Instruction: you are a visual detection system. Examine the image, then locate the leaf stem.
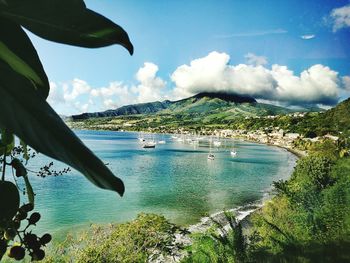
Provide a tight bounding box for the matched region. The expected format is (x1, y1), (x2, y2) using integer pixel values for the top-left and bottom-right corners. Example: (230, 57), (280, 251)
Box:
(1, 148), (6, 181)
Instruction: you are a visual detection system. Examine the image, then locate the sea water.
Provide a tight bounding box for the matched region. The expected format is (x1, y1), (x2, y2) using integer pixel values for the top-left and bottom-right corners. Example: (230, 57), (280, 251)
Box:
(19, 130), (296, 238)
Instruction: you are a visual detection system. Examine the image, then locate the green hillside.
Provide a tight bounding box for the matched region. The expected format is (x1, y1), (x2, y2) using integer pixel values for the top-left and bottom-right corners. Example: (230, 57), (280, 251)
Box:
(289, 97), (350, 136)
(71, 92), (292, 122)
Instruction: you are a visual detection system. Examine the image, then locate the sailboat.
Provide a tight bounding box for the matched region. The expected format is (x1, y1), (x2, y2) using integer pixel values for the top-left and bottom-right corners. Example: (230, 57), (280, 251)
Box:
(230, 150), (237, 157)
(230, 141), (237, 157)
(213, 134), (221, 147)
(142, 133), (156, 148)
(142, 141), (156, 148)
(158, 134), (166, 144)
(207, 139), (215, 160)
(208, 153), (215, 160)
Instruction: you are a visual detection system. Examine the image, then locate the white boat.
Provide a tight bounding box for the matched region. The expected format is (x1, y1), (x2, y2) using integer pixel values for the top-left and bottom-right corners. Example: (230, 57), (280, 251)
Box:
(142, 141), (156, 148)
(207, 153), (215, 160)
(158, 140), (166, 144)
(213, 140), (221, 147)
(208, 138), (215, 160)
(230, 141), (237, 156)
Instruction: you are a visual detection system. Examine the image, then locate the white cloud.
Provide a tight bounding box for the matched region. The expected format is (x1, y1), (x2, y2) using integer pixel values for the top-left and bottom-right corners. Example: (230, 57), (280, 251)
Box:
(171, 51), (345, 106)
(47, 81), (65, 105)
(329, 4), (350, 32)
(48, 52), (350, 115)
(300, 34), (315, 40)
(343, 76), (350, 91)
(90, 62), (166, 107)
(48, 63), (167, 115)
(73, 101), (89, 113)
(63, 78), (91, 101)
(271, 64), (339, 105)
(48, 79), (93, 114)
(245, 53), (268, 66)
(133, 62), (166, 103)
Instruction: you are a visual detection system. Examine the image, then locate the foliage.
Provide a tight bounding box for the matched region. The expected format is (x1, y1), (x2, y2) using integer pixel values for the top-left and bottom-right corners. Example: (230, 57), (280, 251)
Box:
(0, 2), (132, 260)
(182, 142), (350, 262)
(0, 0), (133, 196)
(0, 145), (72, 261)
(183, 212), (247, 263)
(43, 213), (181, 263)
(69, 97), (350, 147)
(249, 154), (350, 261)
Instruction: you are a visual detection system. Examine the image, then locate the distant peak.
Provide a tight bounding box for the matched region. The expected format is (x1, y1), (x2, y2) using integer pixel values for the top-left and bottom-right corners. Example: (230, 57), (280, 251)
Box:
(192, 92), (256, 103)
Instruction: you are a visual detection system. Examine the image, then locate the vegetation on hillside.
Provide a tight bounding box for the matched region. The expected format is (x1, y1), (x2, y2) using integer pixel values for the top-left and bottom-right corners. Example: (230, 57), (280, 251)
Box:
(183, 141), (350, 262)
(68, 97), (350, 144)
(42, 214), (183, 263)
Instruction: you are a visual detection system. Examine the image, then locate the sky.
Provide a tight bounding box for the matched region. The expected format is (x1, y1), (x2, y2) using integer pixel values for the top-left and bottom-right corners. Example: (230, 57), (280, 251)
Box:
(27, 0), (350, 115)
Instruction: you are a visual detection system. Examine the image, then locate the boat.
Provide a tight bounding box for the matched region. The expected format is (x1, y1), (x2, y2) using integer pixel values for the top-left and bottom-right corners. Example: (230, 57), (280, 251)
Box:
(208, 138), (215, 160)
(158, 140), (166, 144)
(230, 141), (237, 156)
(142, 141), (156, 148)
(213, 134), (222, 147)
(213, 140), (221, 147)
(207, 153), (215, 160)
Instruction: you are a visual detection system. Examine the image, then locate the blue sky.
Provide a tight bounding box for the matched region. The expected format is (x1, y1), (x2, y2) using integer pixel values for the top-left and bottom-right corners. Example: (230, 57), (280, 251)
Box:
(28, 0), (350, 115)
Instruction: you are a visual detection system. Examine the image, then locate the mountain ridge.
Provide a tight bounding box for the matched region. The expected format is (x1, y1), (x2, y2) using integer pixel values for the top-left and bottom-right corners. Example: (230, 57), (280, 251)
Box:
(71, 92), (289, 120)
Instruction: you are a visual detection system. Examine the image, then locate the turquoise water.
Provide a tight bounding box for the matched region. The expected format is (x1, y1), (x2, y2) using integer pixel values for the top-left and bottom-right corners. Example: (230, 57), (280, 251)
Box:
(19, 130), (296, 238)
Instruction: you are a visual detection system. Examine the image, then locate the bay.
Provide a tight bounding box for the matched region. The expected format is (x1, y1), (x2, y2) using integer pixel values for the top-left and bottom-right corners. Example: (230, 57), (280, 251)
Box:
(20, 130), (296, 238)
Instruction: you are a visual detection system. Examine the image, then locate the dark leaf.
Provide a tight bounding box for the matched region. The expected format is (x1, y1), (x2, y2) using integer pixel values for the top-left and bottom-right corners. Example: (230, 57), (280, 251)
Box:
(20, 140), (30, 161)
(0, 17), (49, 98)
(0, 62), (125, 196)
(23, 174), (35, 204)
(0, 128), (14, 155)
(0, 0), (133, 54)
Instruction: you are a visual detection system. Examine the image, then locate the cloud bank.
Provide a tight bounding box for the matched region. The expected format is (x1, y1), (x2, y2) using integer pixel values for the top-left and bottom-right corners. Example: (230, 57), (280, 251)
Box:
(48, 52), (350, 115)
(172, 51), (346, 106)
(48, 63), (167, 115)
(329, 4), (350, 32)
(244, 53), (268, 66)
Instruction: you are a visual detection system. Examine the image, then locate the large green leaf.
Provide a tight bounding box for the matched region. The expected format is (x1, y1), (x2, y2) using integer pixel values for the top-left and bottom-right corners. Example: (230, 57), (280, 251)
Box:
(0, 0), (133, 54)
(0, 17), (49, 98)
(0, 61), (125, 196)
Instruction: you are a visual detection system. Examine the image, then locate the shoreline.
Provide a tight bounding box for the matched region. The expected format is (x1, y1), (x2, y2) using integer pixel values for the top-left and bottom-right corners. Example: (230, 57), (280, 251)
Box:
(69, 129), (300, 262)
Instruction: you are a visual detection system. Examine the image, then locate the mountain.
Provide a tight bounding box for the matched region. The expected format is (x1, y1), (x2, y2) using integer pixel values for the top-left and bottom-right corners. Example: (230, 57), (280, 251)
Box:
(71, 92), (292, 120)
(72, 101), (172, 119)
